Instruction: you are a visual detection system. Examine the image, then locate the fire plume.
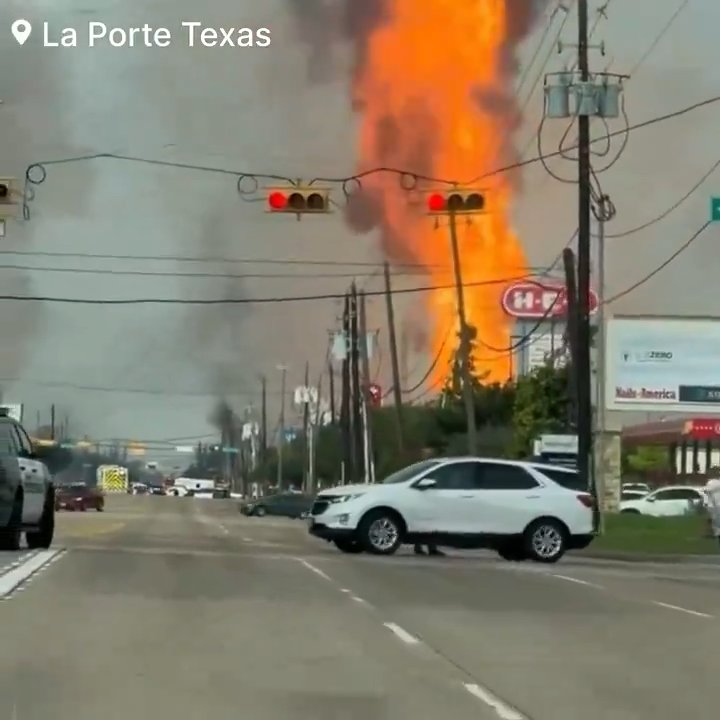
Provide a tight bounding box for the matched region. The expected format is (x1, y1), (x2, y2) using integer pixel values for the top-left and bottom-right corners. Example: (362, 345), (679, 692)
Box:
(345, 0), (539, 386)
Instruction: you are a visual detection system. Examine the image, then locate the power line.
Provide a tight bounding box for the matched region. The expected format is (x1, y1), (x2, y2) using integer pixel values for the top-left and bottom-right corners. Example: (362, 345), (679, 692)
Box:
(629, 0), (691, 75)
(0, 377), (291, 397)
(0, 273), (538, 305)
(604, 221), (710, 304)
(22, 95), (720, 207)
(0, 249), (449, 270)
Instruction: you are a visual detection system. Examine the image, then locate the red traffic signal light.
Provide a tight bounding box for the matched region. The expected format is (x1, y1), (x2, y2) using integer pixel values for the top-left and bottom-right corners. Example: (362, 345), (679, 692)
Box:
(266, 187), (331, 214)
(426, 189), (486, 214)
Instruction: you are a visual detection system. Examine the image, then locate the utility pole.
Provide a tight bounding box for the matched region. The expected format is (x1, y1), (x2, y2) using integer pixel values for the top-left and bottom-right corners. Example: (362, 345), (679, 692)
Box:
(50, 404), (56, 441)
(260, 375), (267, 462)
(327, 358), (336, 424)
(302, 360), (310, 491)
(447, 211), (477, 454)
(383, 262), (404, 453)
(276, 364), (287, 490)
(340, 293), (353, 484)
(562, 248), (579, 431)
(349, 283), (363, 483)
(593, 194), (613, 531)
(575, 0), (594, 510)
(358, 291), (375, 483)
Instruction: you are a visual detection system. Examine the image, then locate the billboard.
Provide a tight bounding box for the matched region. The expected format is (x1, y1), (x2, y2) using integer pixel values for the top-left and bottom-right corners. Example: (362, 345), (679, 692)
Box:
(501, 281), (598, 319)
(605, 317), (720, 412)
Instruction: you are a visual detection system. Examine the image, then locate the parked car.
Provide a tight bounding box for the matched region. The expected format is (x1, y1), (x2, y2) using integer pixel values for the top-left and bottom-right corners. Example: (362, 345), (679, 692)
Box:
(55, 484), (104, 512)
(241, 493), (314, 519)
(0, 408), (55, 550)
(622, 482), (651, 494)
(620, 489), (649, 503)
(619, 484), (707, 516)
(308, 458), (594, 563)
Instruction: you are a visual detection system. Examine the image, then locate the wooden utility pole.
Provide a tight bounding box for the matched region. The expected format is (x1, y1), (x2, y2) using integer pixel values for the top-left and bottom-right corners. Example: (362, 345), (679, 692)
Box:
(349, 283), (363, 483)
(576, 0), (594, 507)
(383, 262), (404, 452)
(50, 404), (56, 441)
(358, 290), (375, 482)
(447, 212), (477, 454)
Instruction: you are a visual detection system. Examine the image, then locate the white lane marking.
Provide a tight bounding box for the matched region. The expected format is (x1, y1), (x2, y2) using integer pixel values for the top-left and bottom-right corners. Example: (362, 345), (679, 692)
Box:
(242, 537), (253, 542)
(383, 622), (420, 645)
(297, 558), (332, 581)
(0, 549), (64, 598)
(552, 573), (603, 589)
(218, 524), (229, 535)
(652, 601), (713, 618)
(463, 683), (527, 720)
(340, 588), (351, 593)
(350, 595), (368, 604)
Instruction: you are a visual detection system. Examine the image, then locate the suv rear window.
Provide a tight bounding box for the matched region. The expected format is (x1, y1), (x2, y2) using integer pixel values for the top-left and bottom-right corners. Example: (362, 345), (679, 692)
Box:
(535, 467), (588, 492)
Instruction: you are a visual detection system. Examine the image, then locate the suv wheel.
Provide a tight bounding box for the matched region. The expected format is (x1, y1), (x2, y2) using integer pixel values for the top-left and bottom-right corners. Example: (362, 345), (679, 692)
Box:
(27, 490), (55, 549)
(0, 493), (23, 551)
(523, 519), (567, 563)
(255, 506), (266, 517)
(358, 510), (404, 555)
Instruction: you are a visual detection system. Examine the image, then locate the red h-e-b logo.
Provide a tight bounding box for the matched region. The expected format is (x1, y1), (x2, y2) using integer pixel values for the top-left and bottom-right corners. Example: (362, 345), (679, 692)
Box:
(500, 282), (598, 319)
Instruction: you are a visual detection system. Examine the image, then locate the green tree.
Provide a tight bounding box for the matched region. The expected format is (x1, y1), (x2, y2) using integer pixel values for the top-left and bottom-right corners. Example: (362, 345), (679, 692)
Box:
(626, 446), (669, 473)
(511, 364), (570, 457)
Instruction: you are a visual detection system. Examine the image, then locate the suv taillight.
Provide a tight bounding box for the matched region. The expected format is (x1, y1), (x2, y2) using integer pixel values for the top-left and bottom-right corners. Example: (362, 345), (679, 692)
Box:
(576, 493), (594, 508)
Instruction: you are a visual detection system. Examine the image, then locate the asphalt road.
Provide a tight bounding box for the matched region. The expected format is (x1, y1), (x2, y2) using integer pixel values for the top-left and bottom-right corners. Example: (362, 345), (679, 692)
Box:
(1, 497), (719, 719)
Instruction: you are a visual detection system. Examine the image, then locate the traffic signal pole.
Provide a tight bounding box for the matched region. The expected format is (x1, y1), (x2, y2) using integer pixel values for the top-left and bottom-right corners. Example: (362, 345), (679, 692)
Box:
(576, 0), (596, 518)
(448, 211), (478, 454)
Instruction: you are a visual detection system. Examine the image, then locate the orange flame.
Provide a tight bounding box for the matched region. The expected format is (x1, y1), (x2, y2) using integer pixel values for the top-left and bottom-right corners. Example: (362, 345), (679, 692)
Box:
(348, 0), (532, 386)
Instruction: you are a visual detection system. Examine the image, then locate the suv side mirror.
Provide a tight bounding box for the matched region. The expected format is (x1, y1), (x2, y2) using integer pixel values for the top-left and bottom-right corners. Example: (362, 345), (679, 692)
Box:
(415, 477), (437, 490)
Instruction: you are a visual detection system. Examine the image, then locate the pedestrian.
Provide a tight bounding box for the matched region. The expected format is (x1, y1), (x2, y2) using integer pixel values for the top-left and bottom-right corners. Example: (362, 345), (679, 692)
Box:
(414, 542), (445, 556)
(704, 475), (720, 546)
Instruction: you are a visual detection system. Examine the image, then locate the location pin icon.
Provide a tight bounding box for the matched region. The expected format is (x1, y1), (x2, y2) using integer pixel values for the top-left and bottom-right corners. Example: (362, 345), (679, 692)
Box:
(11, 19), (32, 46)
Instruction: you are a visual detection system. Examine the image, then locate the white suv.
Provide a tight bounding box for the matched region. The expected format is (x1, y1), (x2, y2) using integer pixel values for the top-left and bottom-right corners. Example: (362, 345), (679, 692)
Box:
(308, 457), (595, 563)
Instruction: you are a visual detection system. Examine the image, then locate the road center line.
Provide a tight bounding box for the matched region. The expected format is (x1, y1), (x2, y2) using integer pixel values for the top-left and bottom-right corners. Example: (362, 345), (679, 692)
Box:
(0, 549), (64, 598)
(552, 573), (603, 589)
(383, 622), (420, 645)
(350, 595), (368, 604)
(652, 601), (713, 618)
(463, 683), (527, 720)
(296, 558), (332, 581)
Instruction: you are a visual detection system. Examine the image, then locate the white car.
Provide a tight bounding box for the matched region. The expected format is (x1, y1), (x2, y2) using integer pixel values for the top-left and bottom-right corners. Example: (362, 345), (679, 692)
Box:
(308, 457), (595, 563)
(619, 484), (707, 516)
(622, 482), (651, 494)
(0, 410), (55, 550)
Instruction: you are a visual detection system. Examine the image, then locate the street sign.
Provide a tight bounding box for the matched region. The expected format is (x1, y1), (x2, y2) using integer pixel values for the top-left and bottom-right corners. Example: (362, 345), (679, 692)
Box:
(501, 281), (598, 319)
(711, 197), (720, 222)
(221, 446), (239, 454)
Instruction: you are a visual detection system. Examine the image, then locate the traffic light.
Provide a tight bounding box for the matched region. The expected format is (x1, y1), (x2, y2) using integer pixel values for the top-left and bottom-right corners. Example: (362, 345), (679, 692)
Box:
(266, 186), (331, 216)
(0, 178), (19, 218)
(426, 188), (486, 215)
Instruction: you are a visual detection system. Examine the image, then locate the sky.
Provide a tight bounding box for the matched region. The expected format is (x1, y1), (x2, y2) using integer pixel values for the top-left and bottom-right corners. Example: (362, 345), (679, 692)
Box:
(0, 0), (717, 456)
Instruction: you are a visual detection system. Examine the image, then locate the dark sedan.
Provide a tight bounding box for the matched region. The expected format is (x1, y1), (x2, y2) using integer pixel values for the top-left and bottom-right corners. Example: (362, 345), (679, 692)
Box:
(55, 484), (105, 512)
(240, 493), (314, 519)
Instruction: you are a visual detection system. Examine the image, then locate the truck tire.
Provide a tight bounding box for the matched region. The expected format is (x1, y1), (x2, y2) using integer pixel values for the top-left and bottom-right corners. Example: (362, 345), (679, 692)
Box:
(0, 492), (23, 551)
(27, 489), (55, 549)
